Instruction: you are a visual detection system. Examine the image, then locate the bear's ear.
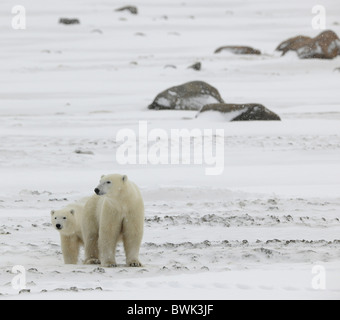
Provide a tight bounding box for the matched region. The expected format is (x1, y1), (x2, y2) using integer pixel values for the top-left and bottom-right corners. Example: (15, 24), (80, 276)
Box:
(101, 174), (105, 179)
(122, 175), (128, 183)
(51, 210), (55, 216)
(70, 209), (75, 215)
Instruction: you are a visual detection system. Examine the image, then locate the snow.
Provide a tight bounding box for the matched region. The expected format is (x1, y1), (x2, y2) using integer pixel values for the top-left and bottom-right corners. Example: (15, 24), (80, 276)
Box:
(1, 0), (340, 300)
(155, 97), (172, 108)
(198, 109), (246, 122)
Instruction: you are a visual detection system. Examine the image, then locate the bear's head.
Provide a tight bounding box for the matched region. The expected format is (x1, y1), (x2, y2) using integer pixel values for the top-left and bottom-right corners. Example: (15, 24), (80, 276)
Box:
(51, 208), (76, 235)
(94, 174), (128, 197)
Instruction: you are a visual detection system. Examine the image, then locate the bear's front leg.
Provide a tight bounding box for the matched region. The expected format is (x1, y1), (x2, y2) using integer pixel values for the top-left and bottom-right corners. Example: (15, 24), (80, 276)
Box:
(61, 235), (80, 265)
(122, 216), (144, 267)
(99, 209), (123, 268)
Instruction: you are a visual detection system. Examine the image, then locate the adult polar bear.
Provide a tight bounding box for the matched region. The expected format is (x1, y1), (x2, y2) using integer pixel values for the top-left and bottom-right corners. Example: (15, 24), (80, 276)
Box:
(82, 174), (144, 268)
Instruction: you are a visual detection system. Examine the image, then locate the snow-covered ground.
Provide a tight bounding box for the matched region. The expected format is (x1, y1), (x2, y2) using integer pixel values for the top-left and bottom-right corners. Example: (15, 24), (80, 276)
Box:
(1, 0), (340, 300)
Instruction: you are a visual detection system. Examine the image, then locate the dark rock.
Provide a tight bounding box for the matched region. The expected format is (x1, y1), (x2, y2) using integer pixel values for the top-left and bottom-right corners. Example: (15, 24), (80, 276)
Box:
(198, 103), (281, 121)
(59, 18), (80, 25)
(188, 62), (202, 71)
(276, 30), (340, 59)
(19, 289), (31, 294)
(148, 81), (224, 111)
(115, 6), (138, 15)
(74, 149), (94, 155)
(93, 267), (105, 274)
(215, 46), (261, 55)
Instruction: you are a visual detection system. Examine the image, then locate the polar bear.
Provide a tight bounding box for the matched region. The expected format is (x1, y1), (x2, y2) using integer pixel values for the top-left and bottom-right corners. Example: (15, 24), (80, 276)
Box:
(51, 199), (92, 265)
(82, 174), (144, 268)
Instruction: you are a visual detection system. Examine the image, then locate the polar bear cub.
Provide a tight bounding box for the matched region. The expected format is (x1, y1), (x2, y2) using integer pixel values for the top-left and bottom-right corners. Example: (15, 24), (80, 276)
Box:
(51, 198), (92, 265)
(82, 174), (144, 268)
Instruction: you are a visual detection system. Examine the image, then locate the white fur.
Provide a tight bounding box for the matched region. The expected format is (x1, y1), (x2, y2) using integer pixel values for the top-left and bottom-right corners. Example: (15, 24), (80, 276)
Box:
(82, 174), (145, 267)
(51, 199), (89, 264)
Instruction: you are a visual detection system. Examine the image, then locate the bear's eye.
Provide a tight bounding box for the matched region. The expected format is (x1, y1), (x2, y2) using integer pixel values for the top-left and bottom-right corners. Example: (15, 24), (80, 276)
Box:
(63, 217), (67, 220)
(106, 181), (111, 184)
(54, 217), (57, 220)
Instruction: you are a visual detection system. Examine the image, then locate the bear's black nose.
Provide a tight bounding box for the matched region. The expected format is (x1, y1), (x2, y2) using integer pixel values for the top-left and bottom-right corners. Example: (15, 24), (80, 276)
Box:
(94, 188), (100, 195)
(56, 224), (61, 230)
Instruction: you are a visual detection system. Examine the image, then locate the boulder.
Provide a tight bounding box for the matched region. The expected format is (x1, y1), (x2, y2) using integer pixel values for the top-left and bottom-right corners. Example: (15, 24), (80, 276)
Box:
(215, 46), (261, 55)
(148, 81), (224, 111)
(276, 30), (340, 59)
(115, 6), (138, 15)
(198, 103), (281, 121)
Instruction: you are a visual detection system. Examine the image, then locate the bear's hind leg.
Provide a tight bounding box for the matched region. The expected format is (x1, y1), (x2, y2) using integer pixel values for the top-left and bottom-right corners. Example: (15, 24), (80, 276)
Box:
(83, 232), (100, 265)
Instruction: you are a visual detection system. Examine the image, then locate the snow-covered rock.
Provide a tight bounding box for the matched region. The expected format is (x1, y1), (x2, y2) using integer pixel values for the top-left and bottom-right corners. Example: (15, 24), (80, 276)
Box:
(276, 30), (340, 60)
(214, 46), (261, 55)
(115, 6), (138, 15)
(198, 103), (281, 121)
(148, 81), (224, 111)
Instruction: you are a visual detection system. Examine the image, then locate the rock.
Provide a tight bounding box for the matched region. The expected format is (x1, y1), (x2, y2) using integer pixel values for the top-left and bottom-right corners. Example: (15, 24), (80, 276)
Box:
(276, 30), (340, 59)
(74, 149), (94, 155)
(188, 62), (202, 71)
(59, 18), (80, 25)
(115, 6), (138, 15)
(198, 103), (281, 121)
(91, 29), (103, 34)
(92, 267), (105, 274)
(48, 198), (68, 202)
(19, 289), (31, 294)
(164, 64), (177, 69)
(334, 67), (340, 72)
(148, 81), (224, 111)
(276, 35), (312, 55)
(215, 46), (261, 55)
